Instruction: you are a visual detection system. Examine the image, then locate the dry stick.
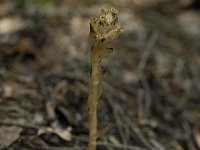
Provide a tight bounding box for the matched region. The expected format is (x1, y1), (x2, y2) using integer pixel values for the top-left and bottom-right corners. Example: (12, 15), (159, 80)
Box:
(87, 7), (124, 150)
(188, 42), (200, 92)
(0, 120), (39, 129)
(25, 147), (86, 150)
(104, 84), (153, 150)
(72, 135), (147, 150)
(115, 102), (153, 149)
(137, 31), (159, 73)
(137, 31), (159, 119)
(123, 116), (154, 150)
(37, 76), (56, 122)
(105, 90), (129, 147)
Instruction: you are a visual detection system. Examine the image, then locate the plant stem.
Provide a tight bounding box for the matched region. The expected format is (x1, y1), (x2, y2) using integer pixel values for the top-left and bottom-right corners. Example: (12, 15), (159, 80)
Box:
(88, 46), (101, 150)
(88, 7), (123, 150)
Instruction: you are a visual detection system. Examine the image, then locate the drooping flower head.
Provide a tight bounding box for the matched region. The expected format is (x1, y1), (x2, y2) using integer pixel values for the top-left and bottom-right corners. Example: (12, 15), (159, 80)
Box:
(89, 7), (124, 45)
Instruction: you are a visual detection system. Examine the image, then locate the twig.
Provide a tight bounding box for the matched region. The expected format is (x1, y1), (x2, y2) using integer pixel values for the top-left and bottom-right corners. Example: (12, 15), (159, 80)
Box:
(105, 91), (128, 148)
(149, 139), (165, 150)
(140, 74), (152, 118)
(104, 84), (153, 150)
(0, 120), (146, 150)
(37, 75), (56, 122)
(72, 135), (147, 150)
(137, 31), (159, 74)
(25, 147), (86, 150)
(123, 117), (154, 150)
(0, 120), (39, 129)
(97, 142), (147, 150)
(137, 90), (145, 121)
(137, 31), (159, 119)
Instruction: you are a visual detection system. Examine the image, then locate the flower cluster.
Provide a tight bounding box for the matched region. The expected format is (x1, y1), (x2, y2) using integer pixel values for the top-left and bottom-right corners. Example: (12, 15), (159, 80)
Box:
(89, 7), (124, 45)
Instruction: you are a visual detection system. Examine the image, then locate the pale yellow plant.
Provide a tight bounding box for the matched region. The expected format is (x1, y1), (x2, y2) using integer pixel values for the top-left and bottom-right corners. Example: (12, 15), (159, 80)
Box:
(87, 7), (124, 150)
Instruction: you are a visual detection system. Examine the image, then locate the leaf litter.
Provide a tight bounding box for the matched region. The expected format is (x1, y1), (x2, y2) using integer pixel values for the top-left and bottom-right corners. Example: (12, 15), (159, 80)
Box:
(0, 0), (200, 149)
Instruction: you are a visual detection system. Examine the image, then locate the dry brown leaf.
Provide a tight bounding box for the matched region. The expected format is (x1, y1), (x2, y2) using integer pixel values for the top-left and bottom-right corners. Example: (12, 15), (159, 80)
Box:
(38, 126), (72, 141)
(193, 128), (200, 149)
(131, 0), (160, 7)
(108, 135), (121, 146)
(172, 141), (184, 150)
(0, 2), (14, 17)
(2, 79), (38, 99)
(175, 11), (200, 37)
(0, 126), (22, 148)
(0, 16), (26, 35)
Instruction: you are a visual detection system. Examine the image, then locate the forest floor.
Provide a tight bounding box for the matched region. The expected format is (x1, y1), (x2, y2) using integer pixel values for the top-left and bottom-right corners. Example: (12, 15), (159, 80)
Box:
(1, 0), (200, 150)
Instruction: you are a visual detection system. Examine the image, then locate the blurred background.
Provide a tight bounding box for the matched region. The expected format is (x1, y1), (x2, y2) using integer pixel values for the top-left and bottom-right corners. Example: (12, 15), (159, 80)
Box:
(0, 0), (200, 149)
